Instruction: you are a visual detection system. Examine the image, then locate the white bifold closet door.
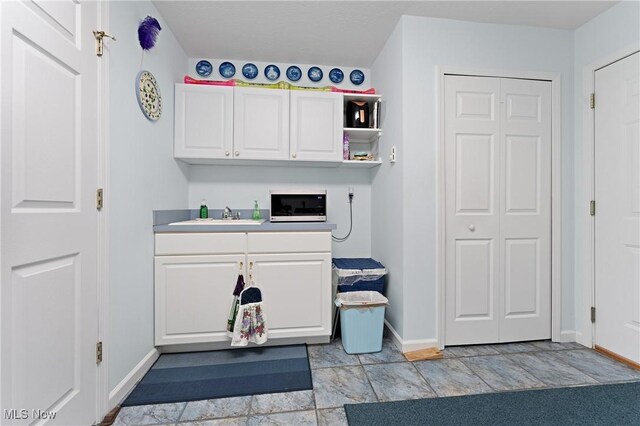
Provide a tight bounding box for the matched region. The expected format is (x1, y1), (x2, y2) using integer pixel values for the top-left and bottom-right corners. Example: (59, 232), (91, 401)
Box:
(444, 75), (551, 345)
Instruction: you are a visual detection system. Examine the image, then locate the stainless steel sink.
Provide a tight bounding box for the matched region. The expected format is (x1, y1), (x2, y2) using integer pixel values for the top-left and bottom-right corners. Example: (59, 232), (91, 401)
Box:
(169, 218), (266, 226)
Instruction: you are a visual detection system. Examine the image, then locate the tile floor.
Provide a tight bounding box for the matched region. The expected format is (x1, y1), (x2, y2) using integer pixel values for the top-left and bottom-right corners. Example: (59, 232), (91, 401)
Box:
(113, 339), (640, 426)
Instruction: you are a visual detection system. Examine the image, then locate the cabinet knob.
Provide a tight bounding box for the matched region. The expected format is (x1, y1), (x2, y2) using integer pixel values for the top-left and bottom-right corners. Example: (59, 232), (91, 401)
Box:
(225, 151), (230, 157)
(468, 224), (476, 232)
(235, 151), (239, 157)
(292, 153), (297, 159)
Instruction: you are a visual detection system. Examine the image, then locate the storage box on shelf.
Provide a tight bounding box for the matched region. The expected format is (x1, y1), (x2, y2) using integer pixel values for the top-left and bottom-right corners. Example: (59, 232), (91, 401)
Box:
(343, 93), (383, 167)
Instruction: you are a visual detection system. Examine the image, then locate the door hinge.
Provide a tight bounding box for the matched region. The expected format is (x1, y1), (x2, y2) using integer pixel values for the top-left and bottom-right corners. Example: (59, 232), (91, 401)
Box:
(590, 93), (595, 109)
(590, 307), (596, 323)
(96, 341), (103, 363)
(590, 200), (596, 216)
(92, 30), (116, 57)
(96, 188), (104, 210)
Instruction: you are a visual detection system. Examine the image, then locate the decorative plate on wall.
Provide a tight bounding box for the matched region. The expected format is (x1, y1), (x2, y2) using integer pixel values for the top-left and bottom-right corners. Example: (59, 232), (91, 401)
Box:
(264, 64), (280, 81)
(195, 60), (212, 77)
(286, 66), (302, 82)
(329, 68), (344, 84)
(136, 70), (162, 121)
(242, 63), (258, 80)
(350, 69), (365, 85)
(308, 66), (323, 82)
(219, 62), (236, 78)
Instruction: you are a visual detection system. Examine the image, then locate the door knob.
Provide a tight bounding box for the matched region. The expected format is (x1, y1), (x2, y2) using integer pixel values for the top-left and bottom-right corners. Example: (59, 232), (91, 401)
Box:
(235, 151), (239, 156)
(292, 153), (297, 159)
(225, 151), (230, 156)
(468, 224), (476, 232)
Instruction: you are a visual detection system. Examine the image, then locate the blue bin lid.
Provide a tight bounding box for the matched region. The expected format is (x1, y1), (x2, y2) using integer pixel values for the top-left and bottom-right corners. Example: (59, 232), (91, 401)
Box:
(332, 258), (385, 270)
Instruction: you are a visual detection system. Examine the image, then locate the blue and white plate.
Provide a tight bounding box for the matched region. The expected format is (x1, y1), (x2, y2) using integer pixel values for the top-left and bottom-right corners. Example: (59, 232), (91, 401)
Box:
(195, 60), (212, 77)
(242, 63), (258, 80)
(219, 62), (236, 79)
(308, 66), (323, 82)
(350, 69), (365, 85)
(264, 64), (280, 81)
(329, 68), (344, 84)
(286, 66), (302, 82)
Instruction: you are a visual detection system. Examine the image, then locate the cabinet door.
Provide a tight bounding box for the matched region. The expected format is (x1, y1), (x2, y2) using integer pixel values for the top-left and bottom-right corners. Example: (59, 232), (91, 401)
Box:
(155, 254), (245, 345)
(174, 84), (233, 159)
(234, 87), (290, 160)
(248, 252), (331, 339)
(290, 91), (343, 161)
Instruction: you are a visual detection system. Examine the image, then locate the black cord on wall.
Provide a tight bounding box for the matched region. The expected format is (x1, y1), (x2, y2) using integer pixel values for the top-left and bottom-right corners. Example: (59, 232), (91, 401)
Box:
(332, 192), (354, 242)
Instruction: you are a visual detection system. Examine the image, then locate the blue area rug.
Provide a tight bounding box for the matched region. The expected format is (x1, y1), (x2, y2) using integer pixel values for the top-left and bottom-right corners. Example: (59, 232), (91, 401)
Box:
(122, 345), (312, 406)
(345, 382), (640, 425)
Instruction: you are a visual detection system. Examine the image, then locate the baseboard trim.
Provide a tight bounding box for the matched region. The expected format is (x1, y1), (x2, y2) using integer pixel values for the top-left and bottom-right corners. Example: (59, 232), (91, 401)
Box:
(108, 348), (159, 408)
(559, 330), (576, 343)
(384, 320), (438, 353)
(575, 331), (590, 348)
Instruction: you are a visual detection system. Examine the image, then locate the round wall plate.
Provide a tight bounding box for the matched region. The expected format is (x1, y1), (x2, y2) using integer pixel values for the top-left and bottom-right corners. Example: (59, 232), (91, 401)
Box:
(195, 60), (212, 77)
(308, 66), (323, 82)
(329, 68), (344, 84)
(242, 63), (258, 79)
(219, 62), (236, 78)
(350, 69), (365, 85)
(264, 64), (281, 81)
(136, 70), (162, 121)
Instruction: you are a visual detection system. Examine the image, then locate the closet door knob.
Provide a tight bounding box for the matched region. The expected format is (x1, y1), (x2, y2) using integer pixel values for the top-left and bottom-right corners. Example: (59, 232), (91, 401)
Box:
(468, 224), (476, 232)
(225, 151), (230, 157)
(292, 153), (297, 159)
(235, 151), (240, 157)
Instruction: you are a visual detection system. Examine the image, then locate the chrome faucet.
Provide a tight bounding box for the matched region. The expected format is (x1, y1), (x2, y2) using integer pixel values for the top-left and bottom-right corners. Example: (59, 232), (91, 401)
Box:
(222, 206), (240, 220)
(222, 206), (233, 219)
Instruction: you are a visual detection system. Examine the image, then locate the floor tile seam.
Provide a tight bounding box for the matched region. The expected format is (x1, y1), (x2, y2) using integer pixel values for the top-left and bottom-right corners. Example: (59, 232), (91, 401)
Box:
(179, 407), (318, 422)
(503, 350), (599, 386)
(543, 349), (608, 383)
(173, 415), (247, 425)
(456, 357), (503, 393)
(358, 364), (381, 403)
(407, 361), (439, 397)
(310, 362), (363, 370)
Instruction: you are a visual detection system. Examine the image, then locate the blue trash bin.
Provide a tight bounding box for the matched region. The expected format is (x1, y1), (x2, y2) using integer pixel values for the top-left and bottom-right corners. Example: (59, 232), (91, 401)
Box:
(335, 291), (389, 354)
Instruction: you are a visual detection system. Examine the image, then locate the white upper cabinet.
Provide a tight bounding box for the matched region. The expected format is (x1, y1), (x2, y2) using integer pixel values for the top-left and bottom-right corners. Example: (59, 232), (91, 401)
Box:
(290, 91), (343, 162)
(174, 84), (233, 159)
(233, 87), (290, 160)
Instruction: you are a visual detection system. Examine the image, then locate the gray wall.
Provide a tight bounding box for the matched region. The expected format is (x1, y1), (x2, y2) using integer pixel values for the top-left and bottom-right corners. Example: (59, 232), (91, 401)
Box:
(373, 15), (575, 343)
(109, 0), (189, 392)
(370, 22), (405, 336)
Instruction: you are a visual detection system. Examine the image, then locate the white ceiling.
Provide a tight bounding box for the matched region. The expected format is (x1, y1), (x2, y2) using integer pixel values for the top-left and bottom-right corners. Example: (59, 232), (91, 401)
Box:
(153, 1), (617, 67)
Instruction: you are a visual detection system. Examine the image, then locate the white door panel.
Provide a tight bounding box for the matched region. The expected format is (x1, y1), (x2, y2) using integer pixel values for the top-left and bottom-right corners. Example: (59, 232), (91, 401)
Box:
(1, 1), (99, 424)
(499, 78), (551, 342)
(445, 75), (551, 345)
(290, 91), (343, 162)
(594, 51), (640, 364)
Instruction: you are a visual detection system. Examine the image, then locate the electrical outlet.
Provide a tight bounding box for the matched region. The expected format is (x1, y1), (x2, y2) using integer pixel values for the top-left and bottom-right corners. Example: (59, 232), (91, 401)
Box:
(390, 146), (397, 163)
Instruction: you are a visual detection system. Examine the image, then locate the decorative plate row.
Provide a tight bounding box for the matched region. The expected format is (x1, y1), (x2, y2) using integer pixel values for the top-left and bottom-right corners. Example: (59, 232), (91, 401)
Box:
(195, 60), (365, 85)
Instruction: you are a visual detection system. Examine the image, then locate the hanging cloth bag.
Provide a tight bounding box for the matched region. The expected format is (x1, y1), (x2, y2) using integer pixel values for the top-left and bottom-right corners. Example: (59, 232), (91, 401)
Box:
(231, 282), (268, 346)
(226, 274), (246, 337)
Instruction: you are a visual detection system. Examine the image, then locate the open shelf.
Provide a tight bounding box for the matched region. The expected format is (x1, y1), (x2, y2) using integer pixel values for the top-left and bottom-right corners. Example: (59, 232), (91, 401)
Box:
(340, 160), (382, 168)
(344, 127), (382, 142)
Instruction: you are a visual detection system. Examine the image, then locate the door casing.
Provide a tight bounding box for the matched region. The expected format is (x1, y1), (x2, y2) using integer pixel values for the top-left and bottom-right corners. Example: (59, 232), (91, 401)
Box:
(436, 66), (563, 348)
(577, 44), (640, 349)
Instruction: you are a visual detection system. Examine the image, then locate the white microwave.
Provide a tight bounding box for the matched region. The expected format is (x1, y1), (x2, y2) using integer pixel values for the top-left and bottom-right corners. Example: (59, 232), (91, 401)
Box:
(270, 190), (327, 222)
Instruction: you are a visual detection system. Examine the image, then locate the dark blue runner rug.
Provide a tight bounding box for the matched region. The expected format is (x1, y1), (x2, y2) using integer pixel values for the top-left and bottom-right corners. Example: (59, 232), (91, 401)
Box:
(345, 381), (640, 425)
(122, 345), (312, 406)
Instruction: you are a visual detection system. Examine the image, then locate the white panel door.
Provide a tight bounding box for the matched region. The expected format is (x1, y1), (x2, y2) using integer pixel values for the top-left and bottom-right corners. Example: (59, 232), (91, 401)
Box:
(499, 78), (551, 342)
(234, 87), (289, 160)
(444, 75), (551, 345)
(155, 255), (245, 346)
(445, 76), (501, 344)
(248, 253), (331, 339)
(290, 91), (343, 162)
(594, 51), (640, 364)
(1, 1), (99, 424)
(174, 84), (233, 160)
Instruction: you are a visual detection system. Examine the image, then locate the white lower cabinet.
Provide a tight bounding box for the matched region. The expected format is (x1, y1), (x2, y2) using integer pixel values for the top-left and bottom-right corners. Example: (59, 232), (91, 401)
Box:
(154, 232), (332, 347)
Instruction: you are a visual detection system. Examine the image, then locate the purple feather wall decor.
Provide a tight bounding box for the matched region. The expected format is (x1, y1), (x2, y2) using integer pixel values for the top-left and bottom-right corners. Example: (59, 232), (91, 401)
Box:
(138, 16), (162, 50)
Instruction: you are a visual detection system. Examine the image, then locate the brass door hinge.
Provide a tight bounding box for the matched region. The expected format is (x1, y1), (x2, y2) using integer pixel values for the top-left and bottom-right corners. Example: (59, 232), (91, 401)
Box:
(96, 188), (104, 210)
(96, 341), (103, 363)
(590, 93), (595, 109)
(93, 30), (116, 57)
(590, 200), (596, 216)
(590, 307), (596, 323)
